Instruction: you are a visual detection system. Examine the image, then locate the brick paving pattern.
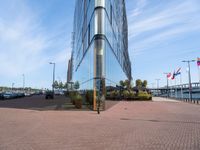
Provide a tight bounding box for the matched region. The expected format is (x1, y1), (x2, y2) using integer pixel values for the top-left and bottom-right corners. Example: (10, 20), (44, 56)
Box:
(0, 96), (200, 150)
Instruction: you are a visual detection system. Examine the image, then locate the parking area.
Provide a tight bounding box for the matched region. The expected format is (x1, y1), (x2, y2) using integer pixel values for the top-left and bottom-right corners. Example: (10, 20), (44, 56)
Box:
(0, 97), (200, 150)
(0, 95), (77, 111)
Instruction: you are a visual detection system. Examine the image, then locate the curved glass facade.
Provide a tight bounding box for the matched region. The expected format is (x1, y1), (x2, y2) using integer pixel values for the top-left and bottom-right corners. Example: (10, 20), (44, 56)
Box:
(70, 0), (132, 110)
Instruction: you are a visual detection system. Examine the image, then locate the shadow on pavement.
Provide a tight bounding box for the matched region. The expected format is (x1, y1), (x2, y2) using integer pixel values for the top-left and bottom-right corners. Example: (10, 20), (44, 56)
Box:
(120, 118), (200, 125)
(0, 95), (90, 111)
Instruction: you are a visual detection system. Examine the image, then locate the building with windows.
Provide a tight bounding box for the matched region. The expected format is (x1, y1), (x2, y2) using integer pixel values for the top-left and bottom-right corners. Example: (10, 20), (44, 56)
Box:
(68, 0), (132, 110)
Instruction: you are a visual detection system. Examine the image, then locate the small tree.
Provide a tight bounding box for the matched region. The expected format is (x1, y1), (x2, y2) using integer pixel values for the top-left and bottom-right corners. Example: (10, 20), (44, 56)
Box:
(53, 80), (59, 89)
(136, 79), (142, 88)
(58, 82), (64, 90)
(124, 79), (131, 89)
(64, 82), (69, 90)
(74, 81), (80, 90)
(142, 80), (148, 88)
(119, 80), (125, 88)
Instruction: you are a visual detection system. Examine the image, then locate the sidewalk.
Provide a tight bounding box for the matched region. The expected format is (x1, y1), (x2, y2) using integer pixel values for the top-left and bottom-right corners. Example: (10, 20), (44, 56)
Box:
(0, 96), (200, 150)
(153, 97), (180, 102)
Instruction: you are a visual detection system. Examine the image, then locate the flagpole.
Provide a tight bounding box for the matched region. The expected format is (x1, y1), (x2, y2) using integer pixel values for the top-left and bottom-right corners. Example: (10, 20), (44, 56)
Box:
(180, 73), (183, 100)
(170, 80), (172, 97)
(175, 77), (177, 99)
(198, 58), (200, 85)
(198, 65), (200, 84)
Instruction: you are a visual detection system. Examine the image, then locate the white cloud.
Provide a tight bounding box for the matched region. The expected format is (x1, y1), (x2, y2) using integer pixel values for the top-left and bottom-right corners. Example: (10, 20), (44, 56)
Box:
(129, 0), (147, 17)
(54, 47), (71, 64)
(0, 0), (71, 77)
(128, 0), (200, 51)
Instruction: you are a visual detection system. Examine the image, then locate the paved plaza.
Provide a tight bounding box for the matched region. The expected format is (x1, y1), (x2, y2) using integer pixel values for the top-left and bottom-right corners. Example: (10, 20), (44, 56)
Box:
(0, 96), (200, 150)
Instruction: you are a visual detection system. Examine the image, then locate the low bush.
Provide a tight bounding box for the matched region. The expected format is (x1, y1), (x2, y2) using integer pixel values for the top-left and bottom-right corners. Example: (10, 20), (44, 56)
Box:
(85, 90), (93, 106)
(107, 89), (152, 101)
(74, 94), (82, 109)
(109, 90), (120, 100)
(137, 91), (152, 100)
(129, 91), (135, 99)
(123, 90), (129, 99)
(69, 91), (78, 105)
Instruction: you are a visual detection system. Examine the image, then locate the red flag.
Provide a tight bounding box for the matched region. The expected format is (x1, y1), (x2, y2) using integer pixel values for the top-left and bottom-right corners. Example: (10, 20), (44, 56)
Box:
(167, 73), (171, 79)
(197, 57), (200, 66)
(171, 71), (175, 80)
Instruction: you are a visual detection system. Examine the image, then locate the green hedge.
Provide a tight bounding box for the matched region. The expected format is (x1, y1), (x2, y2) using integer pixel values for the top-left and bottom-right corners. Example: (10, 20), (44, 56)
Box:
(85, 90), (93, 106)
(106, 90), (152, 101)
(137, 91), (152, 100)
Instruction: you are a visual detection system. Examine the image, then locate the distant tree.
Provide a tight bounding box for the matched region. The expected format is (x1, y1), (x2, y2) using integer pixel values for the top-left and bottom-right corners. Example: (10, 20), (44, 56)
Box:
(64, 82), (68, 90)
(136, 79), (142, 88)
(119, 80), (125, 88)
(142, 80), (148, 88)
(74, 81), (80, 90)
(53, 80), (59, 89)
(58, 82), (64, 89)
(124, 79), (131, 89)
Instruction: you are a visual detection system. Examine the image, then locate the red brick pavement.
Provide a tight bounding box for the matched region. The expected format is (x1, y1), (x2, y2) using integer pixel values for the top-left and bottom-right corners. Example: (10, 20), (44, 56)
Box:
(0, 97), (200, 150)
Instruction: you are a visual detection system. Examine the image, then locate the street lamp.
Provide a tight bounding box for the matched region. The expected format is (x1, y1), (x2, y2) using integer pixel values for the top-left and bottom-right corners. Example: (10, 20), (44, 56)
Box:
(49, 62), (56, 95)
(164, 72), (170, 98)
(12, 83), (14, 91)
(182, 60), (195, 101)
(155, 79), (160, 96)
(155, 79), (160, 89)
(22, 74), (25, 91)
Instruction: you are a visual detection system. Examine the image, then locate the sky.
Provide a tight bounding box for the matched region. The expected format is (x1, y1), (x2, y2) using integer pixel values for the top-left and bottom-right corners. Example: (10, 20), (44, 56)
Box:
(0, 0), (200, 89)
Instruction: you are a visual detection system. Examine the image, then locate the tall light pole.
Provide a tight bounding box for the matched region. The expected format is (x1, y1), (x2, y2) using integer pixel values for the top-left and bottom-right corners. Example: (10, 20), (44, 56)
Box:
(12, 83), (14, 91)
(155, 79), (160, 96)
(151, 83), (155, 88)
(49, 62), (56, 94)
(22, 74), (25, 91)
(164, 73), (170, 98)
(155, 79), (160, 89)
(182, 60), (195, 101)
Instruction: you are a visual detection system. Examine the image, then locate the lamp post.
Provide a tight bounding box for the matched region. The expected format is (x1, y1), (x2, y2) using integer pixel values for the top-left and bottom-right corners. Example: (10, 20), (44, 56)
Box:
(22, 74), (25, 92)
(164, 73), (170, 98)
(49, 62), (56, 95)
(12, 83), (14, 91)
(182, 60), (195, 101)
(155, 79), (160, 96)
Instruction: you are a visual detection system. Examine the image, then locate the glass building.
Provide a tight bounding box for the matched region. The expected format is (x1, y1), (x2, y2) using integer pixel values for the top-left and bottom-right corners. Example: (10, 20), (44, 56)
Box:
(68, 0), (132, 110)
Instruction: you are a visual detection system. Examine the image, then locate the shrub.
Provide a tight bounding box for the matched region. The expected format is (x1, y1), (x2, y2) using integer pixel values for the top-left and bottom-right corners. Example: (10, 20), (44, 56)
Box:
(110, 90), (120, 99)
(85, 90), (93, 106)
(123, 90), (129, 99)
(137, 91), (152, 100)
(129, 91), (135, 99)
(69, 91), (78, 105)
(74, 94), (82, 109)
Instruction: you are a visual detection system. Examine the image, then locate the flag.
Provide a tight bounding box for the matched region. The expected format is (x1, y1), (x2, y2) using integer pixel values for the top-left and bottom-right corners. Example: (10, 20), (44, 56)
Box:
(197, 57), (200, 66)
(171, 68), (181, 80)
(175, 67), (181, 76)
(171, 71), (175, 80)
(167, 73), (171, 79)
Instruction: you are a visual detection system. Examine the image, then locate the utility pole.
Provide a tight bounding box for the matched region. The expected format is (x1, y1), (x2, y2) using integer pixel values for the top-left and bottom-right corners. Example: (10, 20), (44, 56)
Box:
(22, 74), (25, 92)
(49, 62), (56, 96)
(182, 60), (195, 102)
(164, 73), (170, 98)
(155, 79), (160, 96)
(12, 83), (14, 91)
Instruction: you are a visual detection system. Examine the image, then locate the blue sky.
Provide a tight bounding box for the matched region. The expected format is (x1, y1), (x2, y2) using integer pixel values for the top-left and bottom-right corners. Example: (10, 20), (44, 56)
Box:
(0, 0), (200, 89)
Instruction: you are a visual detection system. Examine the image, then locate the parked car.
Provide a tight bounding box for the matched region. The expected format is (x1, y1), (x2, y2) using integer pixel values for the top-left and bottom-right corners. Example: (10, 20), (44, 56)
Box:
(0, 93), (4, 100)
(16, 92), (25, 98)
(25, 93), (31, 97)
(3, 92), (15, 99)
(45, 91), (54, 99)
(54, 90), (64, 96)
